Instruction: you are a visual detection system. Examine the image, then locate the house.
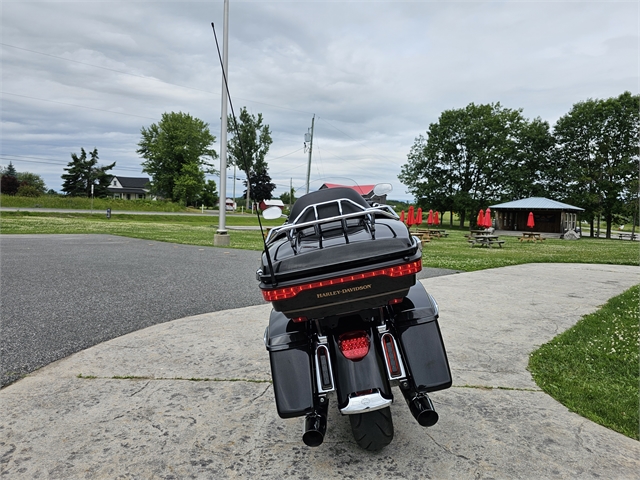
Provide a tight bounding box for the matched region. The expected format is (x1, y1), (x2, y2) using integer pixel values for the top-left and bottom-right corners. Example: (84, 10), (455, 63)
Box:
(489, 197), (584, 234)
(319, 183), (387, 204)
(107, 176), (150, 200)
(225, 198), (237, 211)
(259, 199), (285, 211)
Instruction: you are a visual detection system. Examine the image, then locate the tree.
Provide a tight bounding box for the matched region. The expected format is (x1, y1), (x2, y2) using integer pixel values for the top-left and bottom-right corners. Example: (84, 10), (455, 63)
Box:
(244, 167), (276, 207)
(279, 188), (296, 208)
(17, 172), (47, 195)
(1, 161), (19, 195)
(138, 112), (217, 204)
(399, 103), (549, 227)
(199, 179), (219, 208)
(1, 161), (18, 177)
(61, 148), (115, 197)
(226, 107), (273, 209)
(553, 92), (640, 238)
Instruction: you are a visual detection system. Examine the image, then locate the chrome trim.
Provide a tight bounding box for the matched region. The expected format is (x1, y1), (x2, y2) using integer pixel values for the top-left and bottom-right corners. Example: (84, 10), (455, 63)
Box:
(340, 391), (392, 415)
(263, 326), (269, 348)
(427, 293), (439, 316)
(265, 200), (399, 244)
(314, 342), (335, 393)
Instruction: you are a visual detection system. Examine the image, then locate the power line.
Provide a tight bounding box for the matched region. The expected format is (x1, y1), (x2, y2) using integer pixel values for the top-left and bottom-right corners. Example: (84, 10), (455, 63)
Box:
(1, 92), (158, 120)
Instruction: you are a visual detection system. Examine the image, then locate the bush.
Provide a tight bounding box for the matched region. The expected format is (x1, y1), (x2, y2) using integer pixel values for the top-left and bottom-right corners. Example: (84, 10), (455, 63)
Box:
(17, 185), (42, 197)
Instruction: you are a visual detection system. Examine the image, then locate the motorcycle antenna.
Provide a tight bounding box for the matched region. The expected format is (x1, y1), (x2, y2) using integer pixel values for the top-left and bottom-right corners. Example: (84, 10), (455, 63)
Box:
(211, 22), (277, 286)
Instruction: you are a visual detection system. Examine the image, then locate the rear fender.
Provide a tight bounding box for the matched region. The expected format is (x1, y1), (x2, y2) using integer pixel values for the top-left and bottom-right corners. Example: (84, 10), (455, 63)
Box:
(330, 325), (392, 411)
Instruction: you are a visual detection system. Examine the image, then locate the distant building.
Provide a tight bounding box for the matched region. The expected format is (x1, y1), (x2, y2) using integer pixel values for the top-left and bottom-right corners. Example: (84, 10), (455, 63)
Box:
(259, 199), (285, 211)
(225, 198), (237, 211)
(490, 197), (584, 234)
(319, 183), (387, 204)
(107, 176), (150, 200)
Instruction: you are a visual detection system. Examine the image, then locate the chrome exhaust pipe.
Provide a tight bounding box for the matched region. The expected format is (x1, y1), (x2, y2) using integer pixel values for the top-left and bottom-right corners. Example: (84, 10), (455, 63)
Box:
(402, 389), (439, 427)
(302, 401), (328, 447)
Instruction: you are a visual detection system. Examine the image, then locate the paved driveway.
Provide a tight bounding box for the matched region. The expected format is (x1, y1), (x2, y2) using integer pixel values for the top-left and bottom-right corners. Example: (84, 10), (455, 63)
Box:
(0, 234), (455, 387)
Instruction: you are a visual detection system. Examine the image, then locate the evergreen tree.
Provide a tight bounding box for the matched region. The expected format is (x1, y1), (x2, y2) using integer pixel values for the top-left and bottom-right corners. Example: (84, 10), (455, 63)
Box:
(61, 148), (115, 197)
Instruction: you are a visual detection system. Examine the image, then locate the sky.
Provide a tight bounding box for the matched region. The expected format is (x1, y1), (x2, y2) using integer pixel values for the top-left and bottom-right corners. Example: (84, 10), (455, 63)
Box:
(1, 0), (638, 202)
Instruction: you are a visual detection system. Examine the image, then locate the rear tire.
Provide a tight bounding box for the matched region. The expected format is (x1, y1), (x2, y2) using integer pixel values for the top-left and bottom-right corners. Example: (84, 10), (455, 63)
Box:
(349, 407), (394, 451)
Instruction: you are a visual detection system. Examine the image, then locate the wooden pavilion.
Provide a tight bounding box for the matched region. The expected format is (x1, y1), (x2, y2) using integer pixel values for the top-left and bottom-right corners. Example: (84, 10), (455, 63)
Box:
(489, 197), (584, 234)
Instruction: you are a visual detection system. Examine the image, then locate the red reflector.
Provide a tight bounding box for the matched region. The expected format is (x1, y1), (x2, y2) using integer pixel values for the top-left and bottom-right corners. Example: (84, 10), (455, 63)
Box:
(339, 331), (370, 361)
(291, 316), (307, 323)
(261, 259), (422, 302)
(388, 298), (403, 305)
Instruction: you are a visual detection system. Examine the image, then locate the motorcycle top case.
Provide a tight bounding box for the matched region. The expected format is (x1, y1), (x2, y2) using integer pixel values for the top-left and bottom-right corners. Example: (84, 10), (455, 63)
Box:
(393, 283), (452, 393)
(264, 309), (314, 419)
(258, 188), (422, 319)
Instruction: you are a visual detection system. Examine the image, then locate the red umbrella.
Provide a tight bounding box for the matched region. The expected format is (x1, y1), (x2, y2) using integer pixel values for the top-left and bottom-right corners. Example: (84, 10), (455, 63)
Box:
(400, 210), (405, 223)
(416, 207), (423, 226)
(527, 211), (535, 229)
(434, 211), (440, 226)
(407, 206), (415, 227)
(484, 208), (492, 228)
(427, 209), (434, 225)
(477, 209), (485, 227)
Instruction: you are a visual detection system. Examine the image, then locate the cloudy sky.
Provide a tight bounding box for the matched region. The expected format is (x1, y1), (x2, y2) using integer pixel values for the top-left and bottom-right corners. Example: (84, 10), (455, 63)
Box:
(1, 0), (637, 201)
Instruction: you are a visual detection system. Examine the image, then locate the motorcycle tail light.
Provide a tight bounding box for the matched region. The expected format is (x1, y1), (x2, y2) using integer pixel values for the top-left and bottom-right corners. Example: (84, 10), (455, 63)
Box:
(291, 316), (307, 323)
(261, 259), (422, 302)
(339, 331), (370, 361)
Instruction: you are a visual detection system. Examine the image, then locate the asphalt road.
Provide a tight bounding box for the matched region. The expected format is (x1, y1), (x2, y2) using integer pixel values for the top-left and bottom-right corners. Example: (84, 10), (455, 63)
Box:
(0, 234), (455, 387)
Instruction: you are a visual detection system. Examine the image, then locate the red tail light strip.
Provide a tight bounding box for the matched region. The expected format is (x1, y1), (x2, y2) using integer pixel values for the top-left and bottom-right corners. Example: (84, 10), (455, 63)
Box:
(261, 259), (422, 302)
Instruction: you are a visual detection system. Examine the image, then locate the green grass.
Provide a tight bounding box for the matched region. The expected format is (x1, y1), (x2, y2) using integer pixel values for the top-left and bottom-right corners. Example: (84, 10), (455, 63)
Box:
(419, 230), (638, 271)
(0, 193), (186, 211)
(528, 285), (639, 440)
(1, 212), (638, 269)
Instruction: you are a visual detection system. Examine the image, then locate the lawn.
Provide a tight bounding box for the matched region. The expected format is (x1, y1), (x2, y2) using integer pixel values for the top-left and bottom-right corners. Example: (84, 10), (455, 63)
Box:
(529, 285), (639, 440)
(2, 212), (637, 271)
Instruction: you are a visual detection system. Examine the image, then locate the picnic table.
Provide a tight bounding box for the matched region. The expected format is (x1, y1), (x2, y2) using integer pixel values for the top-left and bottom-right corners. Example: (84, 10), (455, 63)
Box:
(416, 228), (448, 238)
(617, 232), (637, 240)
(468, 234), (504, 248)
(519, 232), (545, 242)
(413, 231), (431, 245)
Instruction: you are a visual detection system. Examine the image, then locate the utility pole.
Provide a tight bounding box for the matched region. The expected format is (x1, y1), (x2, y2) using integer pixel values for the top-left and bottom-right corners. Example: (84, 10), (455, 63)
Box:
(305, 115), (315, 194)
(214, 0), (230, 246)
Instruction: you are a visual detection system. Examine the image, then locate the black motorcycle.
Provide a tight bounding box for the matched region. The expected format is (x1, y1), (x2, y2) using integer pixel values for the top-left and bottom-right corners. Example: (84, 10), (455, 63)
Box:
(258, 186), (451, 451)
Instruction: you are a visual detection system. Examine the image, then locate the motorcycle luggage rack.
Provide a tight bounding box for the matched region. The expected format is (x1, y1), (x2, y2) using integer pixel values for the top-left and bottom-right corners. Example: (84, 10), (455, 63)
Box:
(265, 198), (399, 254)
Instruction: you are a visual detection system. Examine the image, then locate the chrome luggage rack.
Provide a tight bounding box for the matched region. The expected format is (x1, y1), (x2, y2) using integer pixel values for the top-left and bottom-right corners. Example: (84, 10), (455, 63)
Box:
(265, 198), (399, 253)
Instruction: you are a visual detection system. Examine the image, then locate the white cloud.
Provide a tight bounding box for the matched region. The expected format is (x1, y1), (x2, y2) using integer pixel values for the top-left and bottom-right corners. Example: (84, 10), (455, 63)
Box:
(1, 0), (637, 200)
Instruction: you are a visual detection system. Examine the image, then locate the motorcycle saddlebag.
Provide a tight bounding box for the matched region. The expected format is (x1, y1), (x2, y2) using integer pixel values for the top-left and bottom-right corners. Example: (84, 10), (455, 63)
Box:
(393, 283), (452, 392)
(264, 309), (314, 418)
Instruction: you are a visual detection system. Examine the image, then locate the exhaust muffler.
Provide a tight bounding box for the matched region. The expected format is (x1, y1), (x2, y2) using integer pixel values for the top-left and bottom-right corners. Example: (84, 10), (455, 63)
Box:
(401, 388), (439, 427)
(302, 400), (328, 447)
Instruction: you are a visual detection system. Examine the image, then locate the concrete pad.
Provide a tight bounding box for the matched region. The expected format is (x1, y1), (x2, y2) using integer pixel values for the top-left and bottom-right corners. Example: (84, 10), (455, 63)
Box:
(1, 263), (639, 478)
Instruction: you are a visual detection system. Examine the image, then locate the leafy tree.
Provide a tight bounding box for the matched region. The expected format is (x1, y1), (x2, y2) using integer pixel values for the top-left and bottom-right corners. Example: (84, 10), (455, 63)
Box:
(61, 148), (115, 197)
(199, 179), (219, 208)
(226, 107), (273, 209)
(1, 174), (19, 195)
(279, 188), (296, 207)
(554, 92), (640, 238)
(138, 112), (217, 204)
(400, 103), (548, 227)
(17, 172), (47, 195)
(1, 161), (19, 195)
(244, 167), (276, 206)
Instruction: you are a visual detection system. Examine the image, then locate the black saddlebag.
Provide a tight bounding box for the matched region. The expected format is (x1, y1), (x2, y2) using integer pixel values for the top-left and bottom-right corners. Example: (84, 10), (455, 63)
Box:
(393, 283), (452, 392)
(264, 309), (314, 418)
